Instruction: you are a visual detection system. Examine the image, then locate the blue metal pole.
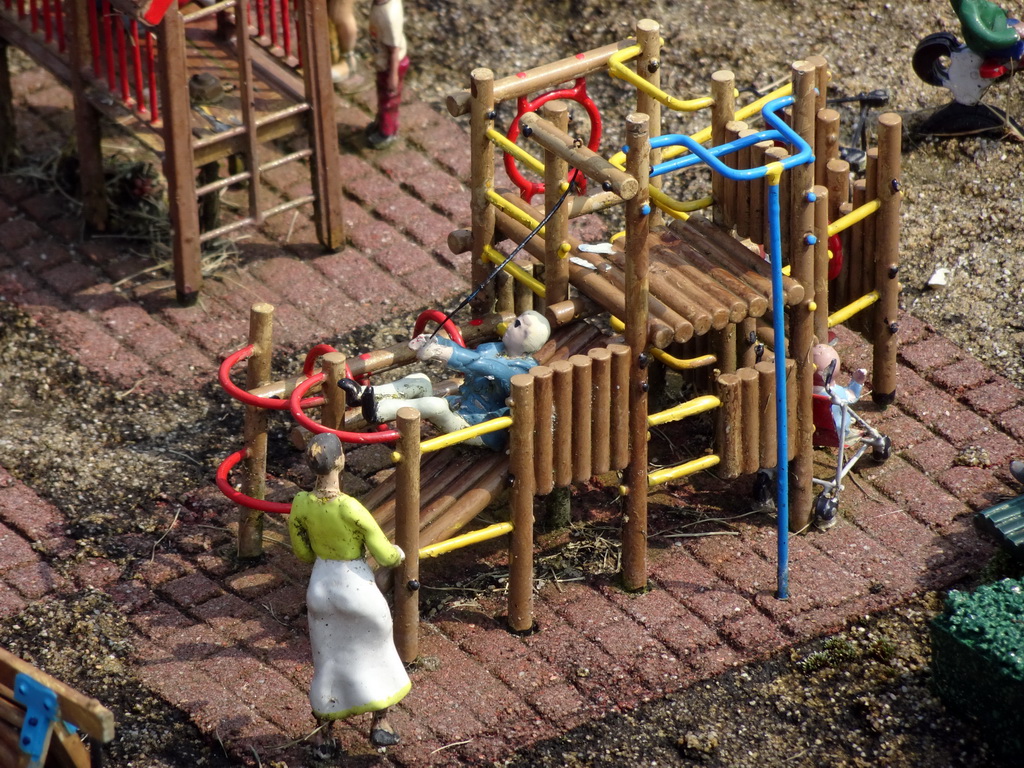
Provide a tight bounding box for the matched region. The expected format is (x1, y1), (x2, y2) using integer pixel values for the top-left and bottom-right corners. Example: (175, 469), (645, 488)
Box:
(767, 176), (789, 600)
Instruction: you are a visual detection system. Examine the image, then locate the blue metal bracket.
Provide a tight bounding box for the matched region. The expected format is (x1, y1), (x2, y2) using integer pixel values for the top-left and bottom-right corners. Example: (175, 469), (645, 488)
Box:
(14, 672), (58, 762)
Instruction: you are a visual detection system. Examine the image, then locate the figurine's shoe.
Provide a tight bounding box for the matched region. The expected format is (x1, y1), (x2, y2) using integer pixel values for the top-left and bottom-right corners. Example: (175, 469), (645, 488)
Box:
(366, 129), (398, 149)
(311, 737), (339, 760)
(337, 378), (363, 408)
(1011, 460), (1024, 486)
(331, 55), (373, 94)
(360, 386), (379, 424)
(369, 725), (400, 747)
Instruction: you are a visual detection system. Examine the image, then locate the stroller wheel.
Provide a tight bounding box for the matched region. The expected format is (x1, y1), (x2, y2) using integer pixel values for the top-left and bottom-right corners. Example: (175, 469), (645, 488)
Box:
(870, 436), (893, 464)
(753, 470), (776, 509)
(814, 493), (838, 530)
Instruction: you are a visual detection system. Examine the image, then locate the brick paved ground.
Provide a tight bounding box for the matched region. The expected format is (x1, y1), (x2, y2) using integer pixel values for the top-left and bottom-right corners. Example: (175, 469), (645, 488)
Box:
(2, 64), (1023, 767)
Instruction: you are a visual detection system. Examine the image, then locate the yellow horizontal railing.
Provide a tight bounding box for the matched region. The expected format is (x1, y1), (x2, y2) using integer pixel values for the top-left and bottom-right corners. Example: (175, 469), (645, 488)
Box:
(486, 127), (545, 175)
(482, 245), (547, 297)
(419, 522), (514, 559)
(829, 290), (879, 327)
(607, 46), (717, 113)
(647, 454), (721, 488)
(393, 416), (513, 458)
(648, 395), (721, 427)
(828, 199), (880, 237)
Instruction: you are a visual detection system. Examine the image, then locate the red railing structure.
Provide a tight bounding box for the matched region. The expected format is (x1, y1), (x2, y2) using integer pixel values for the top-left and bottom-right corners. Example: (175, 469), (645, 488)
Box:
(247, 0), (300, 65)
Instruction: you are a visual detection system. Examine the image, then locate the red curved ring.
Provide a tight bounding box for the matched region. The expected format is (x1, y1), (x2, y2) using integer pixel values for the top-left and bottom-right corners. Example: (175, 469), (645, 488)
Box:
(504, 78), (602, 204)
(412, 310), (466, 347)
(215, 448), (291, 514)
(219, 345), (322, 410)
(289, 373), (400, 444)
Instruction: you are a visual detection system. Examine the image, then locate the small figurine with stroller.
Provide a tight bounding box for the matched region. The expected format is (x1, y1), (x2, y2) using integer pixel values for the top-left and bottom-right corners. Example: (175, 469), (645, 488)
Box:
(812, 342), (867, 441)
(289, 432), (410, 753)
(339, 310), (551, 450)
(809, 342), (892, 529)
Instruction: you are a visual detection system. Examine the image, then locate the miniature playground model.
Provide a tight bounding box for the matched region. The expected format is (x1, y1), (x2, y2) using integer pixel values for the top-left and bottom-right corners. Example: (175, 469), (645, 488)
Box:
(0, 0), (345, 303)
(216, 19), (902, 661)
(0, 647), (115, 768)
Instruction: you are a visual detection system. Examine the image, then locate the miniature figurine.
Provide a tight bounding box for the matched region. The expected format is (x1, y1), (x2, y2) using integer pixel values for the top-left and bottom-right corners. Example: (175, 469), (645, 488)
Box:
(812, 343), (867, 440)
(328, 0), (371, 93)
(365, 0), (409, 148)
(288, 432), (410, 750)
(340, 310), (551, 449)
(951, 0), (1024, 58)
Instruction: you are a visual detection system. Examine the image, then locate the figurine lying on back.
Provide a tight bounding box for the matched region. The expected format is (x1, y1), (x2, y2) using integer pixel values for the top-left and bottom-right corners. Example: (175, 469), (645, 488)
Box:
(812, 343), (867, 440)
(340, 310), (551, 450)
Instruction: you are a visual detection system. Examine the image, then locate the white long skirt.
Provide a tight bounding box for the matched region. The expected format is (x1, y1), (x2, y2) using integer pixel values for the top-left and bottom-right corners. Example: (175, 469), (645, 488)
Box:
(306, 557), (411, 720)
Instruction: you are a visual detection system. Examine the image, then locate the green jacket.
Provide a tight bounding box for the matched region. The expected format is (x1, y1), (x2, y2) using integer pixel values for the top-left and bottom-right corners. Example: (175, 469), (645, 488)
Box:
(952, 0), (1019, 53)
(289, 491), (402, 565)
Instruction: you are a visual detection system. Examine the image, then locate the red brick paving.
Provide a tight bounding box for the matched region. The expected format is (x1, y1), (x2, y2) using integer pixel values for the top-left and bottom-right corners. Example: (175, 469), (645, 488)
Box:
(2, 63), (1023, 768)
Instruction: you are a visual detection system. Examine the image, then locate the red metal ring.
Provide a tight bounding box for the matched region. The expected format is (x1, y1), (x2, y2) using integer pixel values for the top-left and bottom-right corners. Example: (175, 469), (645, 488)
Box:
(215, 448), (291, 514)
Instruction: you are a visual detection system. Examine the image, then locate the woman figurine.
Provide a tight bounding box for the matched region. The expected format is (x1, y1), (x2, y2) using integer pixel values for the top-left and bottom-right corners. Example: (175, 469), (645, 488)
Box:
(288, 432), (410, 750)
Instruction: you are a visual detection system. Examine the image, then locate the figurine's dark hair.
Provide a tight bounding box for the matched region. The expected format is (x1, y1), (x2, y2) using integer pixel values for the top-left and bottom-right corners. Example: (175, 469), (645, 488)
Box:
(306, 432), (343, 475)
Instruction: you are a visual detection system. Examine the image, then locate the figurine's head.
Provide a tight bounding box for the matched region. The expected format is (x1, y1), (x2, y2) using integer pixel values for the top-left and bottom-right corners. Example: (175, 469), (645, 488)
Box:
(502, 310), (551, 357)
(812, 343), (841, 386)
(306, 432), (345, 476)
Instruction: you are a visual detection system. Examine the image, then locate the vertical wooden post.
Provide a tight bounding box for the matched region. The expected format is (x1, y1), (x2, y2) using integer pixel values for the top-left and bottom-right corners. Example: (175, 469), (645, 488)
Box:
(812, 185), (830, 342)
(541, 101), (570, 310)
(551, 360), (574, 488)
(394, 407), (421, 663)
(723, 120), (746, 228)
(739, 367), (760, 476)
(848, 177), (867, 313)
(636, 18), (662, 228)
(470, 69), (497, 315)
(872, 113), (902, 408)
(756, 360), (777, 469)
(714, 323), (738, 375)
(788, 61), (818, 533)
(609, 344), (631, 471)
(590, 348), (612, 476)
(570, 355), (594, 482)
(508, 374), (536, 632)
(715, 373), (742, 479)
(64, 0), (108, 233)
(533, 366), (555, 495)
(622, 113), (651, 592)
(0, 40), (17, 170)
(815, 108), (841, 189)
(749, 139), (773, 247)
(735, 128), (757, 240)
(321, 353), (347, 431)
(826, 158), (851, 310)
(238, 303), (273, 558)
(296, 0), (345, 249)
(158, 11), (203, 304)
(710, 70), (735, 227)
(514, 263), (535, 314)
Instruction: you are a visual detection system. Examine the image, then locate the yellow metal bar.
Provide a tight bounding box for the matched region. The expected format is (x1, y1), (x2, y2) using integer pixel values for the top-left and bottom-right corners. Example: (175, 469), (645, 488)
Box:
(648, 454), (721, 488)
(829, 290), (879, 327)
(653, 349), (717, 371)
(486, 189), (544, 233)
(416, 416), (513, 454)
(648, 395), (721, 427)
(486, 127), (546, 176)
(828, 198), (881, 237)
(608, 82), (794, 168)
(419, 522), (514, 559)
(483, 245), (547, 297)
(609, 317), (716, 370)
(608, 46), (717, 113)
